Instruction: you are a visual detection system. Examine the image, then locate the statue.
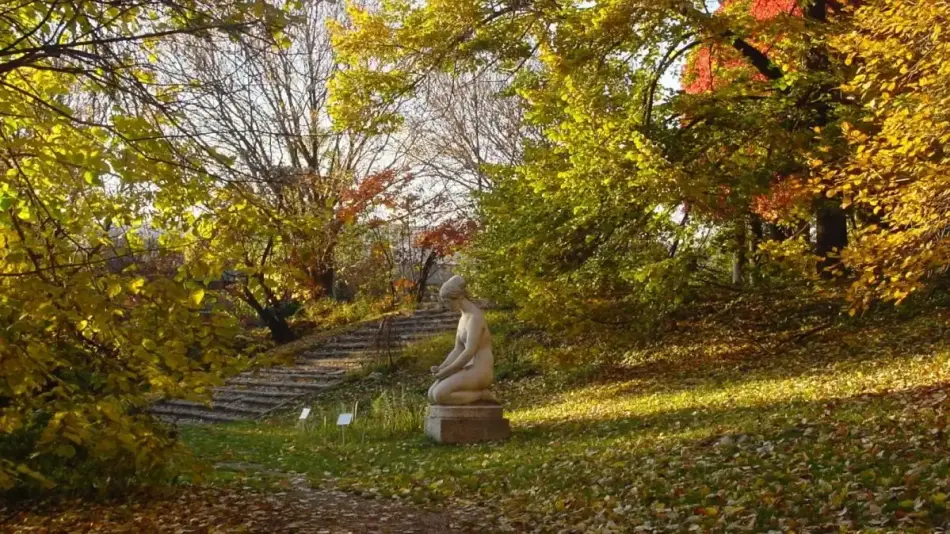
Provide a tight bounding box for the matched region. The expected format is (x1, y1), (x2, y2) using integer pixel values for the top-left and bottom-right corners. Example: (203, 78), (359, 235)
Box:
(427, 276), (498, 405)
(424, 275), (510, 443)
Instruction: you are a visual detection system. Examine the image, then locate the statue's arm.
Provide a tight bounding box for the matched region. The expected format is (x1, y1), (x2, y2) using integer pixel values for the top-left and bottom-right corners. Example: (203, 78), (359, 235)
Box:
(435, 318), (484, 379)
(436, 340), (464, 371)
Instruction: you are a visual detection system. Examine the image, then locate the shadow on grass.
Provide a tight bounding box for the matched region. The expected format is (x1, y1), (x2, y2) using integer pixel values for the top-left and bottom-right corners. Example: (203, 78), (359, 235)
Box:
(495, 382), (950, 530)
(504, 307), (950, 415)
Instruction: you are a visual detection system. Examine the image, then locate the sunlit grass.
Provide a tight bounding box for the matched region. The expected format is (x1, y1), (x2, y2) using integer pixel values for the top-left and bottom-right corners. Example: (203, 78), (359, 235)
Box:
(183, 305), (950, 532)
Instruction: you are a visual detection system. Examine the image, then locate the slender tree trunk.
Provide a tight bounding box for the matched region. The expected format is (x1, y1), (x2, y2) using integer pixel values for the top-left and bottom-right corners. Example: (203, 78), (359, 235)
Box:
(748, 214), (764, 285)
(750, 214), (763, 265)
(732, 219), (746, 286)
(668, 204), (692, 259)
(416, 251), (438, 304)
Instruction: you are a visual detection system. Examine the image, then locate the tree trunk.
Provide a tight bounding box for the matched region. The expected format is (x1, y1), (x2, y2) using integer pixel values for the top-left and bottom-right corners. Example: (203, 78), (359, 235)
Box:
(668, 204), (692, 259)
(804, 0), (849, 277)
(750, 214), (763, 265)
(310, 243), (336, 299)
(240, 285), (295, 343)
(765, 222), (790, 241)
(732, 219), (746, 286)
(315, 266), (335, 299)
(815, 200), (848, 278)
(416, 251), (438, 304)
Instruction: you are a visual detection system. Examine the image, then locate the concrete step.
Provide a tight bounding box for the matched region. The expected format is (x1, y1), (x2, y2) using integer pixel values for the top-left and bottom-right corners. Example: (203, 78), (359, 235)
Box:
(348, 316), (457, 330)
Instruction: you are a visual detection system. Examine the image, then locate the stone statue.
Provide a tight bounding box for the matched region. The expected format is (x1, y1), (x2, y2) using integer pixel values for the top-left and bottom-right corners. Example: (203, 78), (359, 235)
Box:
(426, 276), (498, 405)
(424, 276), (510, 443)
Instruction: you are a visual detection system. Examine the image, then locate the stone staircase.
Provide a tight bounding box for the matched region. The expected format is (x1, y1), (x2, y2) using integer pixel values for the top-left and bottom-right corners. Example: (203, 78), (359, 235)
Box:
(152, 307), (459, 424)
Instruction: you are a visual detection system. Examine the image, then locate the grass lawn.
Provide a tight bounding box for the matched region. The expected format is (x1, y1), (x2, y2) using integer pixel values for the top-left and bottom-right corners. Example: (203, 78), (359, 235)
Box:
(182, 304), (950, 532)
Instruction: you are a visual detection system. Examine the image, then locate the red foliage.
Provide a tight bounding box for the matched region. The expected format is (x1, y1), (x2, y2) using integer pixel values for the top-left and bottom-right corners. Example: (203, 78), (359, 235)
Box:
(336, 170), (412, 223)
(684, 47), (767, 94)
(682, 0), (800, 94)
(681, 0), (811, 223)
(739, 0), (800, 20)
(752, 176), (808, 222)
(414, 219), (477, 257)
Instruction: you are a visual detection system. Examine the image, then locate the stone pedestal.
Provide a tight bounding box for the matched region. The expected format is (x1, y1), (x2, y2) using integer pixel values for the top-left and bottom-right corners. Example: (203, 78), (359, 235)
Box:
(424, 403), (511, 444)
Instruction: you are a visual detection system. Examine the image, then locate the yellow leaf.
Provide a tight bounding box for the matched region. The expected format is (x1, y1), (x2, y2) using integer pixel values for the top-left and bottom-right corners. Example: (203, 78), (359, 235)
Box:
(107, 283), (122, 298)
(128, 278), (145, 294)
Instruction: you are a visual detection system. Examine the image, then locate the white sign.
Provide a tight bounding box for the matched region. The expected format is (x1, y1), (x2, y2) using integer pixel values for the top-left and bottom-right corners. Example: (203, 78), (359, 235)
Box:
(299, 408), (311, 420)
(336, 413), (353, 426)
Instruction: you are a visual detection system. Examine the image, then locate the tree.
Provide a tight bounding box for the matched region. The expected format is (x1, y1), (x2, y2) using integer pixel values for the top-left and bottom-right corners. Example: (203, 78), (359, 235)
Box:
(168, 0), (410, 298)
(405, 72), (529, 203)
(0, 0), (284, 491)
(139, 1), (418, 341)
(411, 218), (476, 303)
(824, 0), (950, 309)
(329, 0), (856, 329)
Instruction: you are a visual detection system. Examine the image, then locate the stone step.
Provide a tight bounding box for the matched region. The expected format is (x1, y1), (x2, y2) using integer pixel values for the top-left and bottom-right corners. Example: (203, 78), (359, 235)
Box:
(319, 338), (390, 348)
(226, 377), (339, 390)
(370, 314), (458, 325)
(210, 392), (292, 407)
(300, 349), (378, 359)
(150, 404), (250, 423)
(388, 316), (459, 327)
(349, 317), (457, 329)
(154, 307), (466, 425)
(392, 308), (455, 317)
(213, 386), (303, 398)
(333, 327), (457, 343)
(159, 399), (269, 416)
(295, 355), (374, 367)
(256, 366), (346, 375)
(301, 333), (455, 359)
(243, 369), (339, 380)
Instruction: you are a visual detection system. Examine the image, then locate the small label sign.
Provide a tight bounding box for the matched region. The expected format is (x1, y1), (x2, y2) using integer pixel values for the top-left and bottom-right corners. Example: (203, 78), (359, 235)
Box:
(337, 413), (353, 426)
(299, 408), (311, 420)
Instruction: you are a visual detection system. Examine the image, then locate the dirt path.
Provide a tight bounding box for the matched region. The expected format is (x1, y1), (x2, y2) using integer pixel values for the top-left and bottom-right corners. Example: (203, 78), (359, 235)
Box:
(1, 479), (488, 533)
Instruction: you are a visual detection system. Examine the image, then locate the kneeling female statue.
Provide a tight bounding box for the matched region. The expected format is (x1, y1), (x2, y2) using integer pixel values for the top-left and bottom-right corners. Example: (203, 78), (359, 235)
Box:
(427, 276), (498, 405)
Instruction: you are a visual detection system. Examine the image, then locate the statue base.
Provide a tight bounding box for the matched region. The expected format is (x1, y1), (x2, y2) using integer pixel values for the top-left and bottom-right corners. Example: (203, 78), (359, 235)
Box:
(424, 403), (511, 444)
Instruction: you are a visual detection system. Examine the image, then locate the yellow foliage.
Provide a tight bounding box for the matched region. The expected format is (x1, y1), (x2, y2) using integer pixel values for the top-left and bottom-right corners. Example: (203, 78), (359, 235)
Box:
(825, 0), (950, 309)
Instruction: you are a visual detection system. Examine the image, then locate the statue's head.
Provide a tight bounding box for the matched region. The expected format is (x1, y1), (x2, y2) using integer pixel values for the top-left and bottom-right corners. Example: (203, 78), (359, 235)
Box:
(439, 275), (467, 311)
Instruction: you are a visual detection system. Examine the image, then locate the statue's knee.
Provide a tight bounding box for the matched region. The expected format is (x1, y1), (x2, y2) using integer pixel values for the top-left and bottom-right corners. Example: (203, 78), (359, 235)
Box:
(432, 384), (455, 404)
